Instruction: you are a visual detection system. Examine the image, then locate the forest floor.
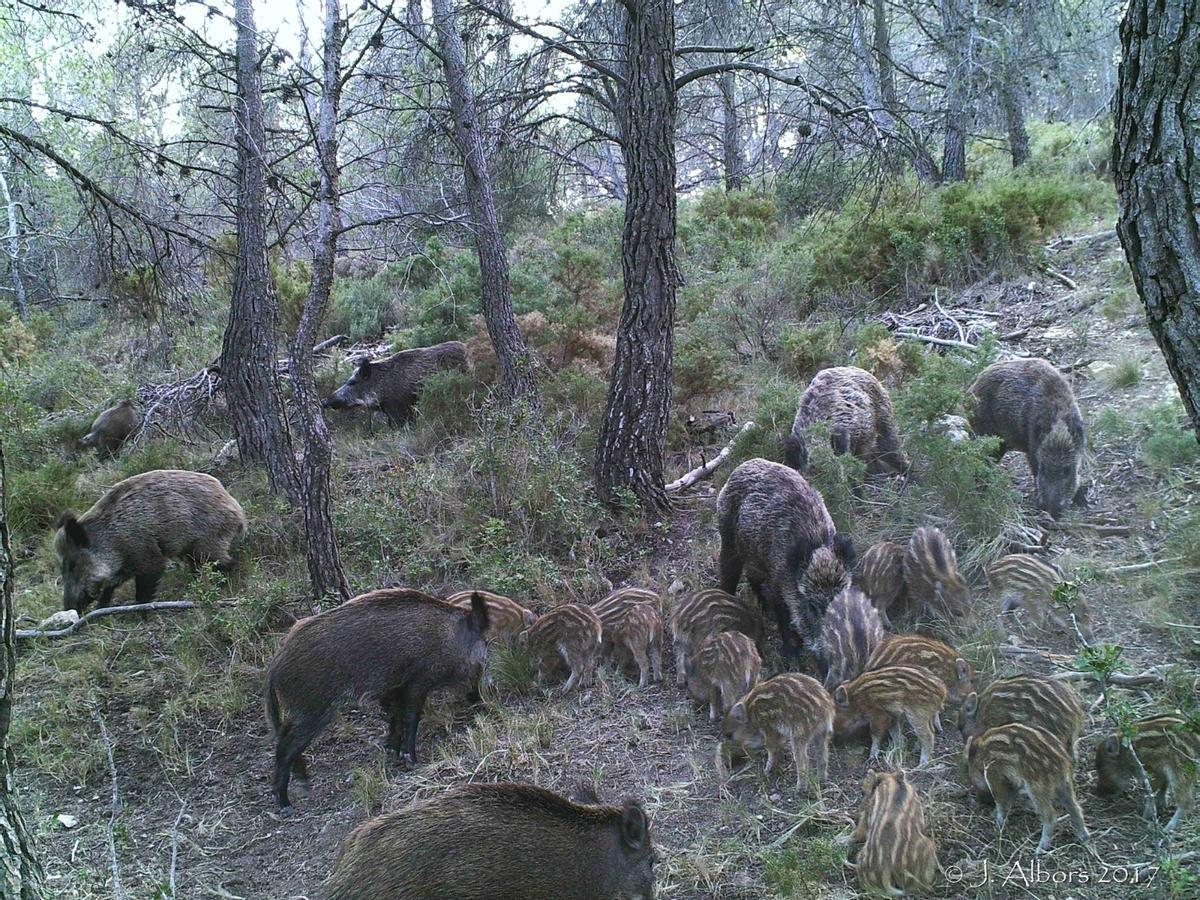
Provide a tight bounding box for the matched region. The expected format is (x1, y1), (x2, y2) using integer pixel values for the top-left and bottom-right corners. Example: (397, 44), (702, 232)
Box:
(11, 224), (1200, 899)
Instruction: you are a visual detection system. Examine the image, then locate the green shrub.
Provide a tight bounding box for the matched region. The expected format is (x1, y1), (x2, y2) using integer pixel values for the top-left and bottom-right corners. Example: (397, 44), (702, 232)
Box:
(1140, 401), (1200, 474)
(778, 322), (844, 377)
(328, 271), (401, 342)
(674, 322), (739, 403)
(726, 374), (798, 469)
(415, 369), (479, 435)
(8, 458), (83, 541)
(1104, 354), (1143, 389)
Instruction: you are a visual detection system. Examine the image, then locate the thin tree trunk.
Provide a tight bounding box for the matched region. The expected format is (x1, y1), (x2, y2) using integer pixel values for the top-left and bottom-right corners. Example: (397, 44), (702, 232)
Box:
(288, 0), (350, 603)
(0, 446), (47, 900)
(222, 0), (300, 502)
(850, 0), (898, 168)
(1001, 72), (1030, 167)
(595, 0), (679, 513)
(719, 70), (743, 190)
(431, 0), (539, 406)
(0, 169), (27, 320)
(872, 0), (897, 112)
(940, 0), (970, 182)
(1113, 0), (1200, 437)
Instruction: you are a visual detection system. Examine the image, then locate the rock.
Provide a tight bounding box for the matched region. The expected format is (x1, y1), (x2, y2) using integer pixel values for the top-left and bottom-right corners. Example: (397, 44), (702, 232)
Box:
(56, 814), (79, 829)
(668, 579), (686, 597)
(38, 610), (79, 630)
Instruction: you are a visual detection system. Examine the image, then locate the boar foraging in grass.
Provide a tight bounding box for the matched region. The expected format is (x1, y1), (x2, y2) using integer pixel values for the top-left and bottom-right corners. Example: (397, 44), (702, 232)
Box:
(867, 634), (974, 731)
(1094, 715), (1200, 831)
(593, 588), (664, 687)
(851, 770), (938, 897)
(784, 366), (908, 475)
(817, 586), (885, 690)
(447, 589), (536, 643)
(834, 665), (947, 767)
(857, 540), (908, 627)
(322, 340), (469, 423)
(55, 469), (247, 613)
(80, 399), (139, 455)
(717, 458), (855, 662)
(902, 527), (969, 623)
(670, 588), (763, 688)
(987, 554), (1093, 640)
(721, 673), (833, 792)
(325, 782), (655, 900)
(958, 674), (1084, 762)
(966, 723), (1089, 852)
(521, 604), (603, 692)
(265, 589), (489, 811)
(686, 631), (761, 721)
(968, 357), (1087, 518)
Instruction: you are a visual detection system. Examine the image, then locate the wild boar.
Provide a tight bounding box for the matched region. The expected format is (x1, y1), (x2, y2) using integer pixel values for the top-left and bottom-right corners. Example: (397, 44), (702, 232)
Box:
(721, 673), (834, 792)
(80, 399), (139, 455)
(958, 675), (1084, 761)
(717, 458), (855, 662)
(1094, 715), (1200, 831)
(816, 586), (885, 690)
(903, 526), (969, 623)
(593, 588), (663, 687)
(265, 589), (489, 811)
(325, 781), (655, 900)
(867, 634), (974, 732)
(851, 771), (938, 897)
(670, 589), (763, 688)
(968, 357), (1087, 518)
(966, 723), (1089, 852)
(686, 631), (761, 721)
(784, 366), (908, 475)
(833, 665), (947, 766)
(55, 469), (247, 613)
(521, 604), (603, 692)
(987, 554), (1093, 640)
(857, 540), (908, 627)
(447, 589), (536, 643)
(322, 340), (469, 423)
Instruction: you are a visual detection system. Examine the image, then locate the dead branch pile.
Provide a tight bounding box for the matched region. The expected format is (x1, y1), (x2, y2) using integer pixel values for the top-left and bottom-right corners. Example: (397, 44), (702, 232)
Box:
(879, 293), (1001, 351)
(133, 367), (222, 444)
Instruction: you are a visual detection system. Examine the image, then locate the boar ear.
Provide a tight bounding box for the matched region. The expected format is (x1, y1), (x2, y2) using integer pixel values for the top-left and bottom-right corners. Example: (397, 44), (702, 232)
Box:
(832, 535), (856, 572)
(56, 512), (89, 549)
(730, 701), (749, 723)
(569, 778), (601, 805)
(955, 658), (970, 681)
(1102, 736), (1121, 757)
(466, 591), (490, 635)
(356, 358), (373, 378)
(962, 692), (978, 717)
(861, 771), (880, 794)
(834, 685), (849, 708)
(619, 800), (649, 852)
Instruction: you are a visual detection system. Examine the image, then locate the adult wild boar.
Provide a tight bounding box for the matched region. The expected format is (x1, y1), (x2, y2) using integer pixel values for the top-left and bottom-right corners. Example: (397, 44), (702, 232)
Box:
(80, 399), (140, 455)
(325, 782), (655, 900)
(55, 469), (247, 613)
(322, 340), (469, 423)
(968, 358), (1086, 518)
(717, 458), (855, 662)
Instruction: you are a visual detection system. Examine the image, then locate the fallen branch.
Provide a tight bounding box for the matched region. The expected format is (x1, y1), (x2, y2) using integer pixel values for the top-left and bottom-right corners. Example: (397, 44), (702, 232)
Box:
(15, 601), (197, 640)
(168, 801), (187, 899)
(1043, 520), (1132, 538)
(91, 706), (125, 900)
(1052, 668), (1165, 687)
(893, 331), (978, 351)
(311, 334), (345, 354)
(1103, 557), (1183, 575)
(666, 421), (756, 493)
(1043, 266), (1078, 291)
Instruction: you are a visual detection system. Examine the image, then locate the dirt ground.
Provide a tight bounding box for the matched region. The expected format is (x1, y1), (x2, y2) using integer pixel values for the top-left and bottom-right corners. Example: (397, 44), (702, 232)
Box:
(13, 227), (1200, 899)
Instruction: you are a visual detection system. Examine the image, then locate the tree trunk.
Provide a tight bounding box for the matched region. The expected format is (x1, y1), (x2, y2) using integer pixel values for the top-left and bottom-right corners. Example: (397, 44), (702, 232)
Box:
(0, 168), (27, 320)
(222, 0), (300, 502)
(940, 0), (970, 182)
(0, 446), (47, 899)
(1001, 72), (1030, 168)
(595, 0), (679, 513)
(718, 70), (743, 190)
(872, 0), (897, 113)
(1113, 0), (1200, 437)
(431, 0), (540, 406)
(850, 0), (898, 168)
(288, 0), (350, 603)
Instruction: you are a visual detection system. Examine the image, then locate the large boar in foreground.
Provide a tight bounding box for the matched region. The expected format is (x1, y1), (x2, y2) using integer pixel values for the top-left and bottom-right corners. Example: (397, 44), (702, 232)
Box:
(55, 469), (246, 613)
(80, 399), (139, 455)
(968, 358), (1086, 518)
(717, 458), (855, 662)
(785, 366), (908, 475)
(322, 340), (469, 423)
(325, 782), (655, 900)
(266, 589), (489, 811)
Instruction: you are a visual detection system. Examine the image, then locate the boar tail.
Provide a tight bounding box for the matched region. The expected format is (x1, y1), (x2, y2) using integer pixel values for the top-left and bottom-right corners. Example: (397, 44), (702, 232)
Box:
(265, 674), (282, 737)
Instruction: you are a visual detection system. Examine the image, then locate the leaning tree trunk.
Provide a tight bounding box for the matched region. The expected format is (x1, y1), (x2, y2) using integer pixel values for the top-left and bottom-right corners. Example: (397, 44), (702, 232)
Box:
(595, 0), (679, 513)
(940, 0), (971, 182)
(288, 0), (350, 602)
(718, 70), (744, 190)
(0, 447), (46, 899)
(222, 0), (300, 502)
(430, 0), (540, 406)
(1113, 0), (1200, 436)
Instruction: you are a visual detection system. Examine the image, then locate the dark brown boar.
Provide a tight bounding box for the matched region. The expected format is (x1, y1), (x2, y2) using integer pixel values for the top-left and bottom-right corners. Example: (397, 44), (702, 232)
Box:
(326, 782), (655, 900)
(1094, 715), (1199, 831)
(785, 366), (908, 475)
(968, 357), (1087, 518)
(903, 526), (969, 623)
(669, 588), (763, 688)
(851, 771), (938, 896)
(265, 589), (490, 811)
(716, 458), (855, 663)
(447, 589), (536, 643)
(80, 399), (139, 455)
(322, 340), (469, 423)
(816, 586), (885, 690)
(55, 469), (247, 613)
(857, 540), (908, 626)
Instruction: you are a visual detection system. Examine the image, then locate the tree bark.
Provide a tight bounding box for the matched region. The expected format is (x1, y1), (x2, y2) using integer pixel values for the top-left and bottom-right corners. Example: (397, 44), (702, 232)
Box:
(288, 0), (350, 603)
(872, 0), (897, 113)
(431, 0), (540, 406)
(595, 0), (679, 513)
(1113, 0), (1200, 437)
(850, 0), (898, 169)
(940, 0), (971, 182)
(222, 0), (300, 502)
(0, 446), (47, 899)
(0, 169), (27, 320)
(718, 70), (743, 190)
(1000, 72), (1030, 168)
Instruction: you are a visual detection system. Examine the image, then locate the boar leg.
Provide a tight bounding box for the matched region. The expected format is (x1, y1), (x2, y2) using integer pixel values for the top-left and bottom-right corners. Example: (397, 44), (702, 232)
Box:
(650, 631), (663, 683)
(810, 727), (831, 787)
(674, 644), (688, 688)
(397, 683), (432, 764)
(134, 572), (162, 604)
(717, 541), (743, 595)
(907, 712), (935, 767)
(708, 687), (722, 723)
(273, 708), (335, 810)
(631, 639), (651, 689)
(96, 586), (116, 609)
(1057, 782), (1090, 846)
(789, 734), (809, 792)
(759, 583), (800, 662)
